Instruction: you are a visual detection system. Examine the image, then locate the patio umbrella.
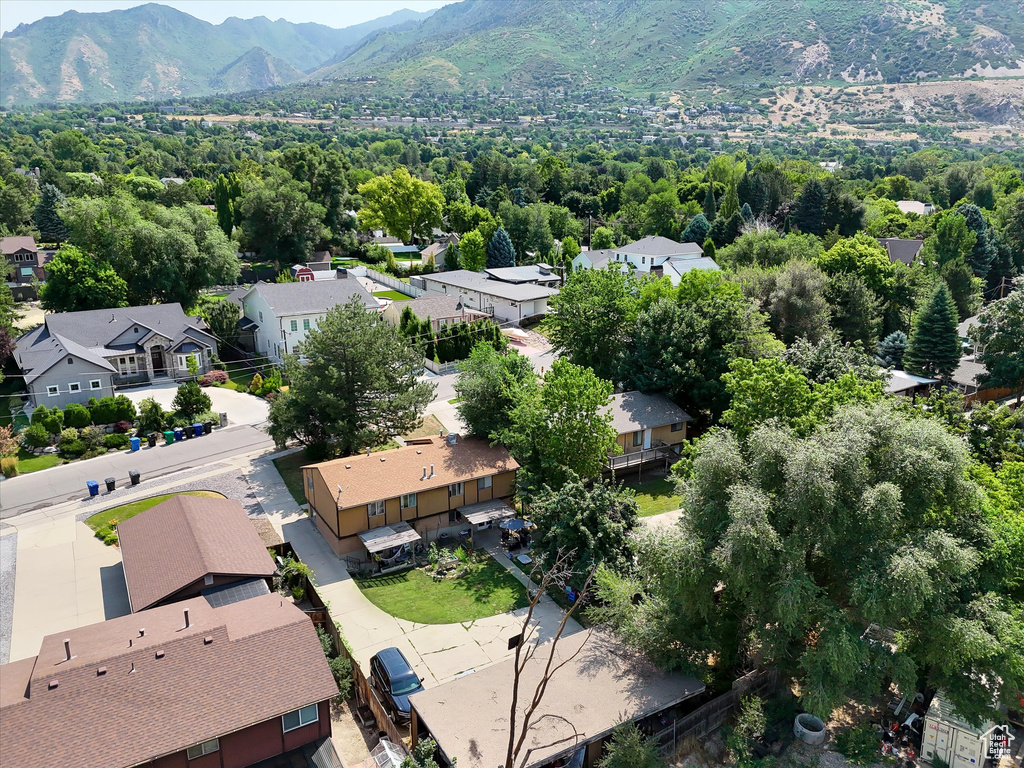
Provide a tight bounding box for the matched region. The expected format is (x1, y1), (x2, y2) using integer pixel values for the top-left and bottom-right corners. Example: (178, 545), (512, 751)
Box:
(500, 518), (529, 531)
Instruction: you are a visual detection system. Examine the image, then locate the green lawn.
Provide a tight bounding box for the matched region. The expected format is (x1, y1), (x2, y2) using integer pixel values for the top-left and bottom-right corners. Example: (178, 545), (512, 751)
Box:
(273, 452), (310, 506)
(13, 448), (61, 475)
(373, 290), (411, 301)
(355, 557), (529, 624)
(623, 475), (681, 517)
(223, 359), (271, 388)
(86, 491), (225, 544)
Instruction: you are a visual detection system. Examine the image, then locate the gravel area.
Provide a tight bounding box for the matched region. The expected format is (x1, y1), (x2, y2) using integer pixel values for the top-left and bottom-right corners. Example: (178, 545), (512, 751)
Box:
(0, 532), (16, 664)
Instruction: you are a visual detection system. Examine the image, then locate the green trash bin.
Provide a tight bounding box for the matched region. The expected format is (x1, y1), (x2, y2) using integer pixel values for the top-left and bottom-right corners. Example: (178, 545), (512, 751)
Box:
(163, 430), (175, 445)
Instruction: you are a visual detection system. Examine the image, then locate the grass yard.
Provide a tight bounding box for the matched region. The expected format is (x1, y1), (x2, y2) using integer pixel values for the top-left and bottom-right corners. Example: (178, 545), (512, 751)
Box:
(373, 290), (411, 301)
(622, 474), (680, 517)
(86, 491), (225, 544)
(402, 414), (446, 440)
(355, 557), (529, 624)
(223, 359), (271, 389)
(273, 451), (310, 506)
(12, 448), (62, 475)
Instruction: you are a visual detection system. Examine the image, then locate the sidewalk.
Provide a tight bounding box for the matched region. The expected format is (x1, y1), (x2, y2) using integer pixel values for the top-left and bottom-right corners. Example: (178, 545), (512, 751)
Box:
(247, 452), (581, 688)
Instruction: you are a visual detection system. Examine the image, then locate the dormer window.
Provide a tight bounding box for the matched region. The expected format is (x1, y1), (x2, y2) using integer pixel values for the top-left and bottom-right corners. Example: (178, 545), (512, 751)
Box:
(134, 327), (139, 333)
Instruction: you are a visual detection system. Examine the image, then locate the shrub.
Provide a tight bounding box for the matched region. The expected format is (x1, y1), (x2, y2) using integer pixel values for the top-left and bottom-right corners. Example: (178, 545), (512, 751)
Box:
(89, 397), (117, 424)
(59, 427), (79, 445)
(22, 423), (51, 449)
(112, 395), (136, 423)
(103, 433), (132, 450)
(248, 373), (264, 394)
(136, 397), (167, 434)
(1, 457), (19, 478)
(60, 439), (87, 458)
(81, 426), (105, 450)
(32, 405), (64, 435)
(172, 381), (212, 420)
(63, 402), (91, 429)
(329, 655), (353, 698)
(113, 420), (134, 434)
(199, 370), (228, 386)
(81, 447), (107, 460)
(835, 725), (879, 766)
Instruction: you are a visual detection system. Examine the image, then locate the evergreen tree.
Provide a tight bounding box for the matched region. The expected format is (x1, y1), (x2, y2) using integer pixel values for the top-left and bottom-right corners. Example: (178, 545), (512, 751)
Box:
(443, 241), (460, 271)
(486, 226), (516, 268)
(680, 213), (710, 244)
(955, 203), (997, 280)
(702, 238), (716, 260)
(904, 283), (962, 380)
(709, 212), (745, 248)
(512, 187), (527, 208)
(876, 331), (908, 369)
(740, 202), (753, 223)
(719, 185), (740, 219)
(34, 184), (68, 244)
(792, 178), (828, 236)
(702, 184), (717, 222)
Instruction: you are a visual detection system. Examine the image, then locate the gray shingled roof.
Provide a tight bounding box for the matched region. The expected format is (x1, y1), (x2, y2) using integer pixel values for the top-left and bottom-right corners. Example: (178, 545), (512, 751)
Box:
(662, 257), (721, 279)
(484, 265), (559, 284)
(422, 270), (559, 301)
(957, 315), (979, 337)
(0, 236), (37, 254)
(391, 294), (486, 321)
(616, 236), (703, 257)
(878, 238), (924, 266)
(951, 358), (988, 389)
(605, 391), (692, 433)
(578, 248), (615, 268)
(248, 279), (377, 317)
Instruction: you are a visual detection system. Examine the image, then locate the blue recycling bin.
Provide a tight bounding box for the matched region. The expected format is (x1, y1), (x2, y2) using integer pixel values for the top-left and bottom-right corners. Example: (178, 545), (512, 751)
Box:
(193, 423), (203, 438)
(173, 427), (184, 442)
(87, 480), (99, 497)
(130, 436), (141, 452)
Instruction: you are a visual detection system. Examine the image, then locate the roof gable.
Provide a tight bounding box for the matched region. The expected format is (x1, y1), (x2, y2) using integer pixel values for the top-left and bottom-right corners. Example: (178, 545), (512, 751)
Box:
(247, 279), (377, 317)
(606, 391), (692, 433)
(615, 236), (703, 258)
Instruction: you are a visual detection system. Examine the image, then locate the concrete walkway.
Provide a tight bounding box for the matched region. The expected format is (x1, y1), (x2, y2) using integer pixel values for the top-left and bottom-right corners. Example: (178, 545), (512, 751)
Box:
(642, 509), (684, 531)
(246, 453), (581, 688)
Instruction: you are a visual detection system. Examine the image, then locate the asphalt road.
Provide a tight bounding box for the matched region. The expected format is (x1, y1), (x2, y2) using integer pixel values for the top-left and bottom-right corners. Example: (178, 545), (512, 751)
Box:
(0, 425), (274, 520)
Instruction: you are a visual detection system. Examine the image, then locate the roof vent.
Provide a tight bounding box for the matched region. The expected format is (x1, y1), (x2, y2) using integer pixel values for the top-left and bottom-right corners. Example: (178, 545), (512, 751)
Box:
(430, 464), (435, 478)
(129, 663), (136, 674)
(345, 464), (351, 469)
(96, 667), (106, 676)
(204, 636), (213, 645)
(448, 433), (459, 445)
(422, 466), (428, 480)
(183, 609), (190, 629)
(380, 457), (386, 462)
(48, 680), (59, 690)
(416, 450), (422, 455)
(138, 628), (145, 637)
(63, 639), (73, 662)
(155, 650), (165, 659)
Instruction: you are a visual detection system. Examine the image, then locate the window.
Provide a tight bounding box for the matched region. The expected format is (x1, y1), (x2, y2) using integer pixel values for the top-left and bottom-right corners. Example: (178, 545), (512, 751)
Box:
(186, 739), (220, 759)
(477, 476), (492, 491)
(117, 356), (138, 376)
(68, 382), (81, 393)
(449, 482), (464, 498)
(671, 422), (684, 432)
(400, 493), (417, 509)
(89, 380), (102, 390)
(368, 500), (385, 517)
(290, 320), (298, 332)
(47, 385), (59, 397)
(303, 318), (310, 331)
(67, 357), (74, 365)
(258, 311), (263, 322)
(642, 256), (646, 265)
(176, 355), (195, 371)
(282, 703), (318, 733)
(632, 430), (644, 447)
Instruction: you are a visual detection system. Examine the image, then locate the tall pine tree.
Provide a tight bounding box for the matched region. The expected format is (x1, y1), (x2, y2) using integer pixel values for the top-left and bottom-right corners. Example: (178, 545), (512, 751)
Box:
(702, 184), (717, 222)
(487, 227), (516, 268)
(792, 178), (828, 236)
(904, 283), (962, 380)
(34, 184), (69, 244)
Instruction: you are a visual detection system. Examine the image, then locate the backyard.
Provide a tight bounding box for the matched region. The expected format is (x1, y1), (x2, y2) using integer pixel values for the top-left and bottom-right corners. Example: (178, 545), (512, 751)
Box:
(86, 490), (225, 544)
(354, 555), (529, 624)
(622, 473), (680, 517)
(373, 290), (410, 301)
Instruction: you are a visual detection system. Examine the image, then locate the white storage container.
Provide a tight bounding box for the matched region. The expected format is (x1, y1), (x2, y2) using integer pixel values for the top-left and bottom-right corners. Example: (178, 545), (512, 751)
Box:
(920, 691), (993, 768)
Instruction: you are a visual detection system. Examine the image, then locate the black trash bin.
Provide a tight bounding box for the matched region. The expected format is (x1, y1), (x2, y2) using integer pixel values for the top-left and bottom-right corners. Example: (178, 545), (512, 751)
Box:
(105, 477), (116, 492)
(202, 420), (213, 435)
(147, 433), (158, 448)
(129, 470), (141, 486)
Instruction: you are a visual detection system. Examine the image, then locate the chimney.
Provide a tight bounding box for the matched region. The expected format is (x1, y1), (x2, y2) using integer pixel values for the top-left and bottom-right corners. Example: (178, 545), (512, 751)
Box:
(63, 639), (72, 661)
(336, 267), (348, 279)
(139, 628), (145, 638)
(183, 609), (190, 629)
(430, 464), (435, 478)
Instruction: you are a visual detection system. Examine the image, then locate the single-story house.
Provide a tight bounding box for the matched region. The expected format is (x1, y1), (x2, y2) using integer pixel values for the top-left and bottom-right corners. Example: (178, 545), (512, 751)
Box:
(0, 593), (341, 768)
(572, 236), (718, 285)
(240, 277), (378, 363)
(409, 630), (705, 768)
(484, 263), (561, 287)
(419, 270), (559, 324)
(605, 391), (691, 471)
(116, 495), (277, 613)
(14, 303), (218, 408)
(878, 238), (924, 266)
(885, 369), (938, 399)
(382, 294), (490, 332)
(897, 200), (934, 216)
(303, 434), (519, 558)
(1, 235), (43, 284)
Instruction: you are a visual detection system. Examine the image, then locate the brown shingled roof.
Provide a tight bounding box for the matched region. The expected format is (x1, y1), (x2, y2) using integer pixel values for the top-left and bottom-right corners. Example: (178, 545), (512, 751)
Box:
(307, 436), (519, 511)
(116, 496), (277, 612)
(0, 594), (339, 768)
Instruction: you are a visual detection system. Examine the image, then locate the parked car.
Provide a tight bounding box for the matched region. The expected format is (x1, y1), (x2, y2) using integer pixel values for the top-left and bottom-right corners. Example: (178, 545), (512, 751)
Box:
(370, 647), (424, 723)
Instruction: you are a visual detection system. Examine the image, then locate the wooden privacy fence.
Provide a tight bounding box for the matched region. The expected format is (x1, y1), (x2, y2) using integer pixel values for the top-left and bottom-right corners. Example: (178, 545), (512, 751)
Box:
(654, 668), (778, 757)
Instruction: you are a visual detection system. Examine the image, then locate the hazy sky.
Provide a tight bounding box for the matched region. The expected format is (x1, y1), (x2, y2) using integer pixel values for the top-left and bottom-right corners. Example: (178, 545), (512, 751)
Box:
(0, 0), (457, 34)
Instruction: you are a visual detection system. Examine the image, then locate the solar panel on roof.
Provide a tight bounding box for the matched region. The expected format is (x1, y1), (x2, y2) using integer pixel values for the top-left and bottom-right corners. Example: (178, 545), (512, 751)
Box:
(202, 577), (270, 608)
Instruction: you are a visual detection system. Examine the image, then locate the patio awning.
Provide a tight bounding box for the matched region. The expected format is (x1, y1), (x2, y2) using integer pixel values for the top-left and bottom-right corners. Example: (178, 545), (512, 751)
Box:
(458, 498), (514, 526)
(358, 521), (421, 553)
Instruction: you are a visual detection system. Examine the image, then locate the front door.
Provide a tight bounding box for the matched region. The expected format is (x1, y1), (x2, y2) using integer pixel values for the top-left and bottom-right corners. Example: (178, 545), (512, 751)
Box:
(150, 346), (165, 376)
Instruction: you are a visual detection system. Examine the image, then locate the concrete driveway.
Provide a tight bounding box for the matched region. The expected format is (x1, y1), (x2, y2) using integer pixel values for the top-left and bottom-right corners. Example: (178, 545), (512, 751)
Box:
(121, 381), (269, 426)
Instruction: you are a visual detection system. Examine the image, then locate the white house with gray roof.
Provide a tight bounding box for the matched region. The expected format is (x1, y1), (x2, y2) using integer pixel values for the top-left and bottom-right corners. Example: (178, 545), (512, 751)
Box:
(240, 277), (378, 363)
(419, 270), (559, 324)
(572, 236), (719, 285)
(15, 304), (218, 408)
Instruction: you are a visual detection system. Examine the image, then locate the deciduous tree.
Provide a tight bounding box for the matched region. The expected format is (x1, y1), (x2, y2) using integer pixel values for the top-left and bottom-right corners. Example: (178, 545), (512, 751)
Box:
(454, 343), (538, 441)
(971, 285), (1024, 403)
(459, 229), (487, 272)
(40, 246), (128, 312)
(357, 166), (443, 245)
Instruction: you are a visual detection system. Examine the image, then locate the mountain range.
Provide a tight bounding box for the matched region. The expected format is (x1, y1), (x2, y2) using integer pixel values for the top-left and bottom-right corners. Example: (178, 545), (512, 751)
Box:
(0, 3), (433, 106)
(2, 0), (1024, 107)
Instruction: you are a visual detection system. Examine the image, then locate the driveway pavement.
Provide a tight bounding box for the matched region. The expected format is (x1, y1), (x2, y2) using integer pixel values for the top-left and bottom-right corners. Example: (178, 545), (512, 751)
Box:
(0, 425), (273, 520)
(120, 381), (270, 426)
(247, 453), (582, 688)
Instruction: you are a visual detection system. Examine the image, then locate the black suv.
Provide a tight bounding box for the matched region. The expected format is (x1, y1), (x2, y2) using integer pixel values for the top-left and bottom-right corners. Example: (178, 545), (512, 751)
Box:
(370, 647), (424, 723)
